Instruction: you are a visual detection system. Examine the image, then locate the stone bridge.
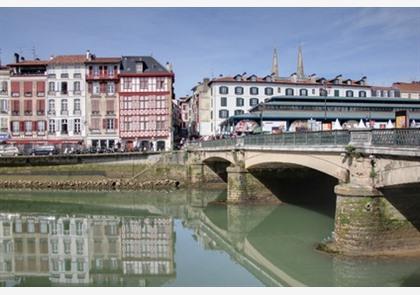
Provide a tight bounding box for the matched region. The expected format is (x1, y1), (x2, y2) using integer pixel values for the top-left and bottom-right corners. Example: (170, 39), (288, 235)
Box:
(186, 129), (420, 256)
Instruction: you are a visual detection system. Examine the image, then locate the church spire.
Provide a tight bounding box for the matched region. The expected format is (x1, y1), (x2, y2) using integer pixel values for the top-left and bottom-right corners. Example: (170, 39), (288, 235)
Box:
(297, 45), (305, 80)
(271, 48), (279, 77)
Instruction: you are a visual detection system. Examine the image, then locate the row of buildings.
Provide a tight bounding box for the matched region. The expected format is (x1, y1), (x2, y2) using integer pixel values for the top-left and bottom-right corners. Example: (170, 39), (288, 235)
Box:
(0, 213), (174, 286)
(179, 47), (420, 137)
(0, 51), (176, 152)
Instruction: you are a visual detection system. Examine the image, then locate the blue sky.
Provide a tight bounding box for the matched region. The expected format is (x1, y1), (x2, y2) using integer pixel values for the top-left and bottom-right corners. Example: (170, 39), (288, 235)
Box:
(0, 8), (419, 96)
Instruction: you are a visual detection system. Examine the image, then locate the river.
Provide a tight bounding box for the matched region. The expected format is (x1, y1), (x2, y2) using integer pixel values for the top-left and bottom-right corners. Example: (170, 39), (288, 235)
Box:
(0, 189), (419, 287)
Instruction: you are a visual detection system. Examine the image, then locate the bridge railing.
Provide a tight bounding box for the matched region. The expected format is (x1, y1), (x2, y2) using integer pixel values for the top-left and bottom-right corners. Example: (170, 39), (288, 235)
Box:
(188, 128), (420, 150)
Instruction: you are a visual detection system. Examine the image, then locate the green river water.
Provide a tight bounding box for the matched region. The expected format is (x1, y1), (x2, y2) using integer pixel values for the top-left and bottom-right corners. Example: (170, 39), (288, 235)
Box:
(0, 189), (419, 287)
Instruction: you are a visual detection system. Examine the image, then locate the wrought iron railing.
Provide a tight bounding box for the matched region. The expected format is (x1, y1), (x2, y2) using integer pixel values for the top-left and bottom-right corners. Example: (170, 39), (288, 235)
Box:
(189, 128), (420, 150)
(371, 128), (420, 146)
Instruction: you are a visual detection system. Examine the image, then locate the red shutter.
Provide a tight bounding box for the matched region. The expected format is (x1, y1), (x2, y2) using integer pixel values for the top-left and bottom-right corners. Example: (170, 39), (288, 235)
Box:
(33, 121), (37, 131)
(12, 100), (19, 112)
(100, 83), (106, 93)
(19, 121), (24, 132)
(11, 81), (20, 95)
(103, 119), (107, 129)
(106, 100), (114, 112)
(114, 119), (118, 130)
(37, 81), (45, 95)
(24, 81), (32, 95)
(39, 100), (45, 113)
(24, 100), (32, 112)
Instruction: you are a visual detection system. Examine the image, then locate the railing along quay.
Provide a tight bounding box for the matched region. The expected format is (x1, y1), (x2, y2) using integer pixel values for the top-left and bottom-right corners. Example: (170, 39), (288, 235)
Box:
(188, 128), (420, 149)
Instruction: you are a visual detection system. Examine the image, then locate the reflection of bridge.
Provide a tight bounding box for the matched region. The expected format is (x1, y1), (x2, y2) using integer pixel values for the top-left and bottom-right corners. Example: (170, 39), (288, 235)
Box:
(187, 129), (420, 256)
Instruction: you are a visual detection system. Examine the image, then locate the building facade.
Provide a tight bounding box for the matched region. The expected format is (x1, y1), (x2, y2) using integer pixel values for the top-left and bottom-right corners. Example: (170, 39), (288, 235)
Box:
(85, 54), (121, 149)
(119, 56), (174, 151)
(7, 55), (48, 152)
(393, 81), (420, 99)
(46, 55), (87, 150)
(0, 67), (9, 136)
(191, 78), (211, 137)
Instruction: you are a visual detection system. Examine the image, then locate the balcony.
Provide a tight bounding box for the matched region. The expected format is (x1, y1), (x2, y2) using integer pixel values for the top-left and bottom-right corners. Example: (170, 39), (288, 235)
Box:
(11, 92), (20, 97)
(61, 131), (68, 135)
(73, 110), (81, 115)
(37, 92), (45, 97)
(61, 90), (68, 95)
(61, 110), (68, 115)
(87, 73), (117, 80)
(11, 131), (20, 136)
(24, 111), (33, 116)
(91, 111), (100, 116)
(24, 131), (33, 136)
(11, 111), (19, 116)
(47, 110), (56, 115)
(73, 90), (82, 95)
(106, 111), (115, 115)
(37, 111), (45, 116)
(37, 131), (45, 136)
(24, 92), (32, 97)
(90, 129), (101, 134)
(48, 91), (56, 95)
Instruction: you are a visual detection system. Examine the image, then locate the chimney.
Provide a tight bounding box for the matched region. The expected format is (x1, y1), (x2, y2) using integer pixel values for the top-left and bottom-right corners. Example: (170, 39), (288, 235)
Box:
(86, 49), (91, 61)
(50, 55), (54, 60)
(14, 53), (19, 63)
(20, 56), (25, 61)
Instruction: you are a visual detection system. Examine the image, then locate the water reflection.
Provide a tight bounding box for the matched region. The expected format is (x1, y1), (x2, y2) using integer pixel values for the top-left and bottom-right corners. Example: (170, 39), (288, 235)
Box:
(0, 189), (419, 287)
(0, 213), (175, 286)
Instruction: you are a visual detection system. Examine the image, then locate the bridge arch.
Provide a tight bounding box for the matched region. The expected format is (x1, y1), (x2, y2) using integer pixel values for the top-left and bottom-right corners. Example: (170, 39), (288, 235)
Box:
(244, 151), (349, 182)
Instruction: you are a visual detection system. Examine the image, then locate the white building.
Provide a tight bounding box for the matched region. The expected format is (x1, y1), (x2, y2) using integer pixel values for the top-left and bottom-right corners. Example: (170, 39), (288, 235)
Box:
(203, 47), (372, 135)
(47, 55), (87, 149)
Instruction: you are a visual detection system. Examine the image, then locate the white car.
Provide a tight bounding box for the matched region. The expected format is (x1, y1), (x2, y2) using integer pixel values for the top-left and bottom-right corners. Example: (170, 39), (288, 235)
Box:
(0, 145), (19, 157)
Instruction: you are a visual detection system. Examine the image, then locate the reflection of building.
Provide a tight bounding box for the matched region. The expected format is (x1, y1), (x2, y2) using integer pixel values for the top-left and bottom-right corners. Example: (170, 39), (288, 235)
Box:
(121, 217), (174, 278)
(0, 213), (175, 287)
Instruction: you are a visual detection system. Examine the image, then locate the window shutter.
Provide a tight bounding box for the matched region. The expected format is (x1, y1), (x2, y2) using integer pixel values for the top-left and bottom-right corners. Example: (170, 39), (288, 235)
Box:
(24, 81), (32, 94)
(40, 100), (45, 112)
(19, 121), (24, 132)
(32, 121), (37, 131)
(37, 81), (45, 94)
(114, 119), (118, 129)
(11, 81), (20, 95)
(103, 119), (107, 129)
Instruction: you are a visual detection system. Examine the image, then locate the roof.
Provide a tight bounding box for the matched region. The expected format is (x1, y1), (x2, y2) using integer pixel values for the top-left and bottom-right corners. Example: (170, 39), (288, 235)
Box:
(7, 60), (49, 67)
(392, 82), (420, 93)
(49, 55), (86, 64)
(85, 57), (121, 64)
(120, 56), (169, 74)
(209, 75), (370, 87)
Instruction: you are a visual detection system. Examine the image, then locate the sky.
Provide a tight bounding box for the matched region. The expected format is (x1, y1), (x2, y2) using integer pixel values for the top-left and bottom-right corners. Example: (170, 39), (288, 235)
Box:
(0, 7), (419, 97)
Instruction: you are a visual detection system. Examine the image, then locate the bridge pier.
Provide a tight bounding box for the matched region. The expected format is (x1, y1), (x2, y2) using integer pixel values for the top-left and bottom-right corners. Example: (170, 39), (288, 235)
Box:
(332, 184), (420, 256)
(227, 165), (281, 204)
(187, 163), (205, 186)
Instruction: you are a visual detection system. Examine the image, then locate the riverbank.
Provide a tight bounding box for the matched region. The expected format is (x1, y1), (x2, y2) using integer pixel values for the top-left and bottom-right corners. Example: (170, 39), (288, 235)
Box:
(0, 160), (224, 191)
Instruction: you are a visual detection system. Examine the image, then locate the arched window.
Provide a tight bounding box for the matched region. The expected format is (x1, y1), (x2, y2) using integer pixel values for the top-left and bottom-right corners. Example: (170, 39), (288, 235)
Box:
(320, 89), (328, 97)
(236, 97), (244, 107)
(234, 110), (244, 116)
(249, 98), (259, 106)
(359, 91), (366, 97)
(264, 87), (273, 95)
(219, 86), (228, 94)
(285, 88), (294, 96)
(250, 87), (259, 95)
(299, 89), (308, 96)
(235, 86), (243, 95)
(345, 90), (354, 97)
(219, 109), (229, 119)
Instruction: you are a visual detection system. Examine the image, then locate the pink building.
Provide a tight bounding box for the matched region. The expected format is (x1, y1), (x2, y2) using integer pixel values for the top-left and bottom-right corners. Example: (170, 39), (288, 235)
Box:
(119, 56), (174, 151)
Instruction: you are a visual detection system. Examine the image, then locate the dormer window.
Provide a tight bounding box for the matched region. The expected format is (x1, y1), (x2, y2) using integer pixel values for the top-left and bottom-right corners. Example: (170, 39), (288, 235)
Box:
(136, 61), (144, 73)
(347, 80), (352, 85)
(251, 76), (257, 82)
(345, 90), (354, 97)
(359, 91), (366, 97)
(234, 75), (242, 81)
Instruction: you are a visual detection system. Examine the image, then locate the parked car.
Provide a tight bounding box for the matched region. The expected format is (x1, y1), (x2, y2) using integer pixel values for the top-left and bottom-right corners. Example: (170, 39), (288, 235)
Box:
(0, 145), (20, 157)
(31, 145), (59, 156)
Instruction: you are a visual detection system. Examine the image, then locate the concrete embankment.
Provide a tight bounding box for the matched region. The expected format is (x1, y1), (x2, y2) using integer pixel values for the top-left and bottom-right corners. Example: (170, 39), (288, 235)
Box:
(0, 151), (223, 191)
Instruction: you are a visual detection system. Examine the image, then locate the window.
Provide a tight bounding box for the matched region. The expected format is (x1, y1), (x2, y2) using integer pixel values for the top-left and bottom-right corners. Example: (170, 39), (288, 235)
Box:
(157, 78), (165, 90)
(389, 90), (395, 97)
(74, 99), (80, 113)
(299, 89), (308, 96)
(48, 100), (55, 114)
(312, 89), (316, 95)
(334, 89), (340, 97)
(320, 89), (328, 96)
(250, 87), (259, 95)
(24, 121), (32, 133)
(236, 97), (244, 107)
(250, 98), (259, 106)
(76, 240), (84, 255)
(106, 118), (114, 130)
(48, 120), (55, 134)
(156, 96), (165, 108)
(74, 119), (81, 134)
(265, 87), (273, 95)
(24, 81), (32, 97)
(156, 116), (166, 130)
(359, 91), (366, 97)
(0, 81), (8, 94)
(285, 88), (294, 96)
(61, 99), (68, 114)
(220, 97), (227, 107)
(64, 240), (71, 254)
(74, 81), (81, 93)
(73, 73), (81, 79)
(345, 90), (354, 97)
(219, 109), (229, 118)
(107, 82), (115, 95)
(234, 110), (244, 115)
(139, 117), (147, 130)
(219, 86), (228, 94)
(61, 82), (68, 94)
(234, 87), (243, 95)
(37, 121), (46, 132)
(61, 73), (69, 78)
(51, 240), (58, 254)
(48, 82), (55, 93)
(92, 82), (100, 95)
(61, 119), (68, 134)
(139, 96), (147, 109)
(108, 66), (115, 76)
(12, 121), (19, 133)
